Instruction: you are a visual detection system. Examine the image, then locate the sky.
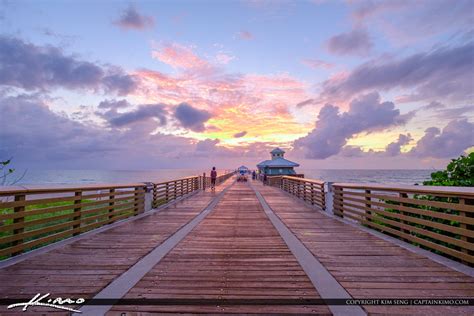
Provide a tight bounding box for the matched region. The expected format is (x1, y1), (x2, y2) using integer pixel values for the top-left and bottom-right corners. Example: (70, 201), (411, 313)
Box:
(0, 0), (473, 170)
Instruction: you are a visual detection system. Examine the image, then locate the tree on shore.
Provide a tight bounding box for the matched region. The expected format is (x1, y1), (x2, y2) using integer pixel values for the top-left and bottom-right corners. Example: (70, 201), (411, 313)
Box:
(1, 158), (26, 186)
(423, 152), (474, 187)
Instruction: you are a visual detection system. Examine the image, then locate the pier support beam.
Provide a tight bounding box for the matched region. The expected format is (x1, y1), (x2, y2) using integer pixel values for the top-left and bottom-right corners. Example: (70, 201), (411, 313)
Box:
(325, 182), (334, 215)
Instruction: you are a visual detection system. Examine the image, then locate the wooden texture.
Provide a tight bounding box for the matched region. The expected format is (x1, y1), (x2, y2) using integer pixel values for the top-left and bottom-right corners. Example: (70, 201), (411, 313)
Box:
(333, 184), (474, 264)
(0, 181), (231, 315)
(1, 177), (473, 315)
(0, 184), (146, 258)
(152, 176), (199, 208)
(110, 182), (330, 314)
(256, 182), (474, 315)
(272, 176), (326, 210)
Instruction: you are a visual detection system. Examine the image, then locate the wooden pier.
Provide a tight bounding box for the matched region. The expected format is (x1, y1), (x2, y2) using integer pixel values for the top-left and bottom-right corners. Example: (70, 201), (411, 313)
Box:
(0, 174), (473, 315)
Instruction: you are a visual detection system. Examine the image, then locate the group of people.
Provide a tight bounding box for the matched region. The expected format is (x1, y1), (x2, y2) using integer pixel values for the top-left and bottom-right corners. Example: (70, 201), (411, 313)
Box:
(208, 167), (268, 191)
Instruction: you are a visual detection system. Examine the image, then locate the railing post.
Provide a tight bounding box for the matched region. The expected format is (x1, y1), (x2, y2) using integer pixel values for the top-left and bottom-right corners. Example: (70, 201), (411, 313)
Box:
(73, 191), (82, 236)
(334, 186), (343, 218)
(165, 182), (169, 202)
(365, 189), (371, 222)
(400, 192), (410, 240)
(133, 187), (140, 215)
(310, 183), (315, 205)
(459, 198), (474, 265)
(174, 180), (178, 200)
(152, 183), (157, 208)
(321, 183), (326, 210)
(109, 188), (116, 222)
(303, 182), (307, 202)
(325, 182), (334, 214)
(203, 172), (206, 191)
(143, 182), (153, 212)
(12, 194), (26, 256)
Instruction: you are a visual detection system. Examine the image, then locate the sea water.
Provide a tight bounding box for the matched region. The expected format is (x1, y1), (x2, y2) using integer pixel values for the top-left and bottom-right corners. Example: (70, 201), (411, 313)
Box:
(12, 169), (435, 186)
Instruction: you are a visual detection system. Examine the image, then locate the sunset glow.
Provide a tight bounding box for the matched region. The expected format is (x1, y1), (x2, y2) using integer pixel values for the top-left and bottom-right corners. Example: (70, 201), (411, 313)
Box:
(0, 0), (472, 169)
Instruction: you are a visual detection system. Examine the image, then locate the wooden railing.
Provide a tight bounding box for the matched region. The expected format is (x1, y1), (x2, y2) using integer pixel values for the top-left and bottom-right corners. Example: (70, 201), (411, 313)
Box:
(152, 176), (200, 208)
(333, 183), (474, 265)
(202, 171), (236, 190)
(0, 183), (145, 259)
(273, 176), (325, 210)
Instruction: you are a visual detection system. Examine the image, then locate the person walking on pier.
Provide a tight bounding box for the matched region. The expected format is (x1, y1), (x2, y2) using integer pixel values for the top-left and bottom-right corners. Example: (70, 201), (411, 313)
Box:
(210, 167), (217, 191)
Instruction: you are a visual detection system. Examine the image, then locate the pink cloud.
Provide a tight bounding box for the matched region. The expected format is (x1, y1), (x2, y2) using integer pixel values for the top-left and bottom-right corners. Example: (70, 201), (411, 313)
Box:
(301, 58), (334, 70)
(237, 31), (254, 40)
(152, 43), (211, 71)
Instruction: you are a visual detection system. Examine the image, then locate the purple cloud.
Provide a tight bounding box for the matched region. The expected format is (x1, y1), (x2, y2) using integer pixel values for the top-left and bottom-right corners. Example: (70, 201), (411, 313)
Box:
(322, 41), (474, 103)
(233, 131), (247, 138)
(296, 99), (315, 108)
(0, 94), (198, 168)
(409, 119), (474, 158)
(98, 99), (131, 109)
(294, 92), (412, 159)
(109, 105), (167, 127)
(327, 28), (372, 56)
(174, 103), (212, 132)
(237, 31), (254, 40)
(301, 58), (334, 70)
(114, 6), (154, 30)
(0, 36), (138, 95)
(385, 133), (412, 156)
(98, 102), (168, 127)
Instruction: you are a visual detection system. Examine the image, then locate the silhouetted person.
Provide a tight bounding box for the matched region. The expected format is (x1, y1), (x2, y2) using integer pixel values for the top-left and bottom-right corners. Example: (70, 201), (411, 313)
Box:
(210, 167), (217, 191)
(252, 170), (256, 180)
(263, 173), (267, 185)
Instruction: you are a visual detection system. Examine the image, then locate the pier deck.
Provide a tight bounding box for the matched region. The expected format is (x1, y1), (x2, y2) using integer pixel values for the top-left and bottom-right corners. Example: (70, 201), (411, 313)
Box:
(1, 178), (473, 315)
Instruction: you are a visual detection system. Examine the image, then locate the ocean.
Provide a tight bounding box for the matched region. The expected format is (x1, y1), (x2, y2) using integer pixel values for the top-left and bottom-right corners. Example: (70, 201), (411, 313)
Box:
(10, 169), (436, 186)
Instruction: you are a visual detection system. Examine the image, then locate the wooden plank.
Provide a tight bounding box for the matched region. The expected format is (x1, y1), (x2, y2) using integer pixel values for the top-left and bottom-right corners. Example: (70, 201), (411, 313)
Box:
(109, 182), (331, 315)
(255, 182), (474, 315)
(333, 183), (474, 198)
(340, 190), (474, 213)
(0, 183), (230, 314)
(334, 197), (474, 238)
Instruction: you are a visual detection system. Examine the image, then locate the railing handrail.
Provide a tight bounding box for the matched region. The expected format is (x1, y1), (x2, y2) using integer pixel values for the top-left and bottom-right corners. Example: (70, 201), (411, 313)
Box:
(153, 176), (199, 186)
(0, 183), (147, 195)
(282, 176), (324, 185)
(333, 182), (474, 197)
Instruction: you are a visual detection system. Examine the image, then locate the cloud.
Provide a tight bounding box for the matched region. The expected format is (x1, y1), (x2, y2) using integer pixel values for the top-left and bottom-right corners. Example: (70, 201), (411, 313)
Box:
(152, 43), (212, 71)
(0, 94), (201, 168)
(174, 103), (212, 132)
(233, 131), (247, 138)
(326, 28), (372, 56)
(435, 105), (474, 120)
(114, 5), (154, 30)
(349, 0), (473, 44)
(423, 101), (445, 110)
(321, 41), (474, 103)
(294, 92), (412, 159)
(98, 99), (131, 109)
(237, 31), (254, 40)
(215, 52), (235, 65)
(99, 103), (168, 127)
(296, 98), (315, 108)
(301, 58), (334, 70)
(385, 133), (412, 156)
(0, 36), (137, 95)
(409, 119), (474, 158)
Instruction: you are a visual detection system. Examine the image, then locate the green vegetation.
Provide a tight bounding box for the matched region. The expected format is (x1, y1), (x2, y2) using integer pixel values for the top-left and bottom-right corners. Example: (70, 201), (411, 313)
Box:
(423, 152), (474, 187)
(0, 198), (136, 260)
(368, 153), (473, 264)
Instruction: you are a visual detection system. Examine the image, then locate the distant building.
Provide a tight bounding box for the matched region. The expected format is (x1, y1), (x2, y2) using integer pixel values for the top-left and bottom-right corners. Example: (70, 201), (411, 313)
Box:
(238, 165), (249, 175)
(256, 148), (299, 175)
